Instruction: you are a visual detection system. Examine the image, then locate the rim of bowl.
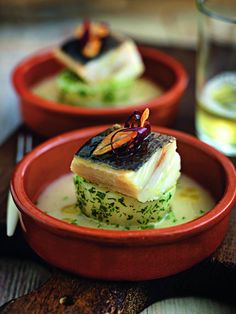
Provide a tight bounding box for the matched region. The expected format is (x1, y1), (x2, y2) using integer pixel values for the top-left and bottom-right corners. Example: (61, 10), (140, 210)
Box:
(11, 126), (236, 244)
(12, 45), (188, 116)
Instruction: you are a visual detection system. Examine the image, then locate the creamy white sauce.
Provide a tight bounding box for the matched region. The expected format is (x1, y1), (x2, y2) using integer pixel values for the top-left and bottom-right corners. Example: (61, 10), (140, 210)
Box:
(37, 174), (214, 230)
(32, 75), (162, 107)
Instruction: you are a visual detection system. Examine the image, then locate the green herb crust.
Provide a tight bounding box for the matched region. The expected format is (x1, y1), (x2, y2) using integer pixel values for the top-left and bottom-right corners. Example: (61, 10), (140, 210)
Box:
(57, 69), (134, 107)
(74, 175), (175, 227)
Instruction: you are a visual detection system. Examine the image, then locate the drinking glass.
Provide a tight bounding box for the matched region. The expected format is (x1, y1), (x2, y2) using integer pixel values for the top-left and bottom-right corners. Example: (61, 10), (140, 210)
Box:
(196, 0), (236, 156)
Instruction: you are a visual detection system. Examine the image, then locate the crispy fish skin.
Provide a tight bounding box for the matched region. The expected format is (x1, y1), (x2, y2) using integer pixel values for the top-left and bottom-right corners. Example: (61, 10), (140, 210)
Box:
(71, 126), (180, 202)
(59, 34), (121, 64)
(74, 125), (174, 171)
(55, 34), (144, 83)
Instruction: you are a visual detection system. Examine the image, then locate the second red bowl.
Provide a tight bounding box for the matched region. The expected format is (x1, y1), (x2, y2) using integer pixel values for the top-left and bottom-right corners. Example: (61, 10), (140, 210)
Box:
(12, 46), (188, 137)
(11, 126), (236, 280)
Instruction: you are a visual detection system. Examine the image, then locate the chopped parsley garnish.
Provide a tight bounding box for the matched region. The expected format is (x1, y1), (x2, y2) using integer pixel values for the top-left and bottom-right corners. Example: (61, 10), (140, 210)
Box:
(127, 215), (134, 221)
(88, 187), (96, 194)
(118, 197), (126, 207)
(96, 191), (106, 200)
(140, 224), (155, 230)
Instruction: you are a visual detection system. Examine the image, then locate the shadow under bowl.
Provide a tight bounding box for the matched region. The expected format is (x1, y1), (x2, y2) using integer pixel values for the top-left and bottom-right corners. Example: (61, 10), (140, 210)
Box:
(11, 126), (236, 280)
(12, 46), (188, 137)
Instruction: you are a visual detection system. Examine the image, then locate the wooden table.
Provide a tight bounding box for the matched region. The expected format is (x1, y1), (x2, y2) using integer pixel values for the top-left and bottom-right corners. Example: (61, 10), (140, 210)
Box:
(0, 46), (236, 313)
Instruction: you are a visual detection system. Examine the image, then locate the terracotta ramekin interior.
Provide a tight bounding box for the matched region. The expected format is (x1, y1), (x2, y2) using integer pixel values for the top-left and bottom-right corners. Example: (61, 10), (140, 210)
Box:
(11, 126), (236, 280)
(12, 126), (236, 238)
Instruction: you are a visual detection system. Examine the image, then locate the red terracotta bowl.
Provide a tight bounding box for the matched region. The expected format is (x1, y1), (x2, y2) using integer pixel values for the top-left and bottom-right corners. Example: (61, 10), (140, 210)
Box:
(11, 126), (236, 281)
(12, 46), (188, 137)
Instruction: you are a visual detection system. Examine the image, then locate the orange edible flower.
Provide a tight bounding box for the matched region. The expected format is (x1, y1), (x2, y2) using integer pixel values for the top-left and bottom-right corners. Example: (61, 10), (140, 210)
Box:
(112, 130), (137, 150)
(92, 128), (137, 156)
(75, 22), (109, 38)
(92, 108), (150, 156)
(92, 23), (109, 38)
(82, 37), (102, 58)
(75, 21), (109, 58)
(140, 108), (149, 127)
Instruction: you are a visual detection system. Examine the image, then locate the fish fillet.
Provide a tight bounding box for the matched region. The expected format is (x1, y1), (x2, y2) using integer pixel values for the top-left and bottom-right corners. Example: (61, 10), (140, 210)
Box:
(71, 126), (181, 202)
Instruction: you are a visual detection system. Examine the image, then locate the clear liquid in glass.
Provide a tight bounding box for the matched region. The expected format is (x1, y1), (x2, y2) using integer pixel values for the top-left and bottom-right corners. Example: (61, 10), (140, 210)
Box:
(196, 71), (236, 156)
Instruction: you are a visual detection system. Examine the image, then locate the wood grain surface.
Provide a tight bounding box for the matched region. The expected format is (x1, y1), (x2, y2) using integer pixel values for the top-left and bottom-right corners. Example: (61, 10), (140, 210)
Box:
(0, 1), (197, 47)
(0, 46), (236, 313)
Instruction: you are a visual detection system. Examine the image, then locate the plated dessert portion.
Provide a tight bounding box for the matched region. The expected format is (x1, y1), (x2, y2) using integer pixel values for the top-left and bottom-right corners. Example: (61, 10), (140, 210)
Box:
(38, 109), (213, 230)
(33, 21), (161, 108)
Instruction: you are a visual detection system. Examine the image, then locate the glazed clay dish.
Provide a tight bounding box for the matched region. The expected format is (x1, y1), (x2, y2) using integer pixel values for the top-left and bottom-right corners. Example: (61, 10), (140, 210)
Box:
(11, 125), (236, 281)
(12, 46), (187, 137)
